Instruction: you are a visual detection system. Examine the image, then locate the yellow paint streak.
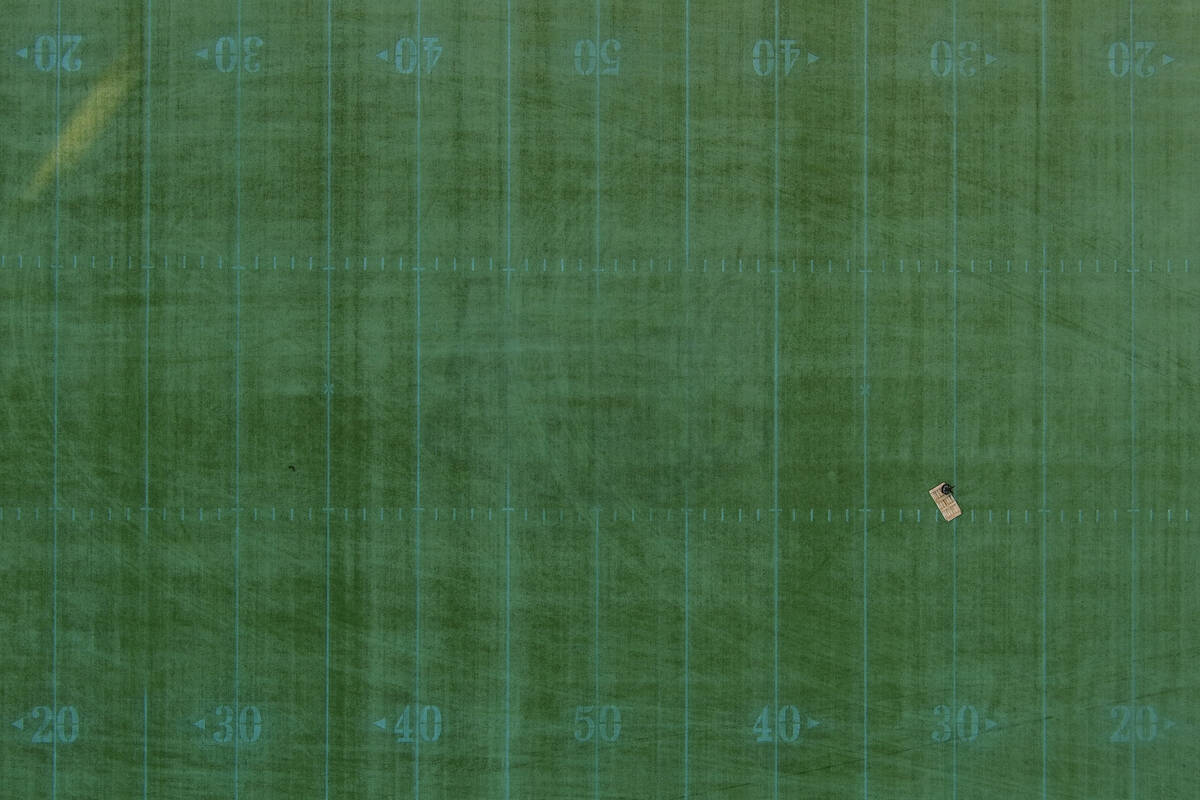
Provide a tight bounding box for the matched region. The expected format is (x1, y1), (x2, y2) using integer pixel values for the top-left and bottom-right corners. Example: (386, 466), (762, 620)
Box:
(24, 48), (138, 202)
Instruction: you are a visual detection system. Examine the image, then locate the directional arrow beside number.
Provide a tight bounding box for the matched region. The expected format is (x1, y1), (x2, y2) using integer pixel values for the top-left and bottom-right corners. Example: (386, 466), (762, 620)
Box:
(193, 718), (205, 731)
(195, 48), (209, 60)
(373, 718), (387, 731)
(16, 47), (28, 59)
(806, 717), (820, 729)
(1162, 53), (1175, 66)
(807, 52), (819, 65)
(376, 49), (389, 62)
(984, 53), (998, 67)
(1164, 719), (1177, 730)
(985, 718), (998, 731)
(11, 717), (24, 730)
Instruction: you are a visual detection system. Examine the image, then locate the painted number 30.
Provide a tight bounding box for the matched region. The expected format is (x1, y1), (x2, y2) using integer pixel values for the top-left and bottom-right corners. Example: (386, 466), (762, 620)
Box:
(930, 40), (982, 77)
(211, 705), (262, 744)
(212, 36), (263, 74)
(931, 704), (980, 742)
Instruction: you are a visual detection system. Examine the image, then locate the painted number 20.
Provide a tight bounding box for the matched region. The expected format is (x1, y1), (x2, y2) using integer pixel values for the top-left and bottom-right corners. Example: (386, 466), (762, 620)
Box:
(1108, 41), (1157, 78)
(1110, 705), (1158, 742)
(32, 34), (83, 72)
(29, 706), (80, 744)
(574, 39), (621, 76)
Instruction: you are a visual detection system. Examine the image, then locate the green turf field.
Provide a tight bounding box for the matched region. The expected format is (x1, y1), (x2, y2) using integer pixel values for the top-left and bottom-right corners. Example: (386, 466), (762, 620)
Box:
(2, 0), (1199, 797)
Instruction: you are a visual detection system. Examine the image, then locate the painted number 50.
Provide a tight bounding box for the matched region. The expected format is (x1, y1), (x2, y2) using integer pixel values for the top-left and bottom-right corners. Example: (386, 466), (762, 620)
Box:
(574, 705), (621, 742)
(574, 39), (621, 76)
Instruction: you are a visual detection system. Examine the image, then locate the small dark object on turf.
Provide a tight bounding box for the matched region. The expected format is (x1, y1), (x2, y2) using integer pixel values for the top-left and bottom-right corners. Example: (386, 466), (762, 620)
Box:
(941, 483), (954, 496)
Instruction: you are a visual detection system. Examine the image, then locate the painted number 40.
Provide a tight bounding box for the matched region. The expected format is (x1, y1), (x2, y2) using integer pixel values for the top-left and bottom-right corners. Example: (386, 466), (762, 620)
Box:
(751, 40), (815, 77)
(394, 704), (442, 742)
(753, 705), (807, 743)
(385, 37), (443, 74)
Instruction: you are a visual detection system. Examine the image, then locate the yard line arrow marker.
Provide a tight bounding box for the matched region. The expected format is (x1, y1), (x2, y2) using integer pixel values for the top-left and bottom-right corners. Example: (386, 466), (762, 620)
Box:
(373, 718), (387, 731)
(985, 53), (998, 67)
(193, 718), (205, 730)
(806, 717), (820, 729)
(12, 717), (24, 730)
(195, 48), (209, 60)
(377, 50), (389, 62)
(986, 718), (998, 731)
(807, 52), (819, 65)
(1162, 53), (1175, 66)
(1164, 719), (1177, 730)
(16, 47), (28, 59)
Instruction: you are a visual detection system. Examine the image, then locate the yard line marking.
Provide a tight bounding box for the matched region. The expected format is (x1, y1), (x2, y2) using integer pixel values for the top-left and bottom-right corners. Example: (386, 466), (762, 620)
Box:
(323, 0), (334, 794)
(1038, 24), (1053, 799)
(684, 0), (690, 276)
(504, 469), (512, 800)
(1040, 0), (1047, 125)
(143, 0), (153, 516)
(772, 2), (783, 797)
(233, 0), (245, 792)
(504, 3), (513, 798)
(594, 509), (601, 800)
(593, 1), (602, 796)
(142, 4), (153, 795)
(950, 1), (959, 796)
(143, 686), (149, 800)
(861, 3), (871, 795)
(683, 2), (691, 796)
(52, 0), (62, 793)
(414, 1), (424, 793)
(1128, 2), (1138, 793)
(1041, 242), (1049, 800)
(595, 0), (601, 275)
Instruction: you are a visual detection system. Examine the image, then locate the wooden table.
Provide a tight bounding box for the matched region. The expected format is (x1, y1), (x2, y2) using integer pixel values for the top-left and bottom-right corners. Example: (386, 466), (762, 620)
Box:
(929, 483), (963, 521)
